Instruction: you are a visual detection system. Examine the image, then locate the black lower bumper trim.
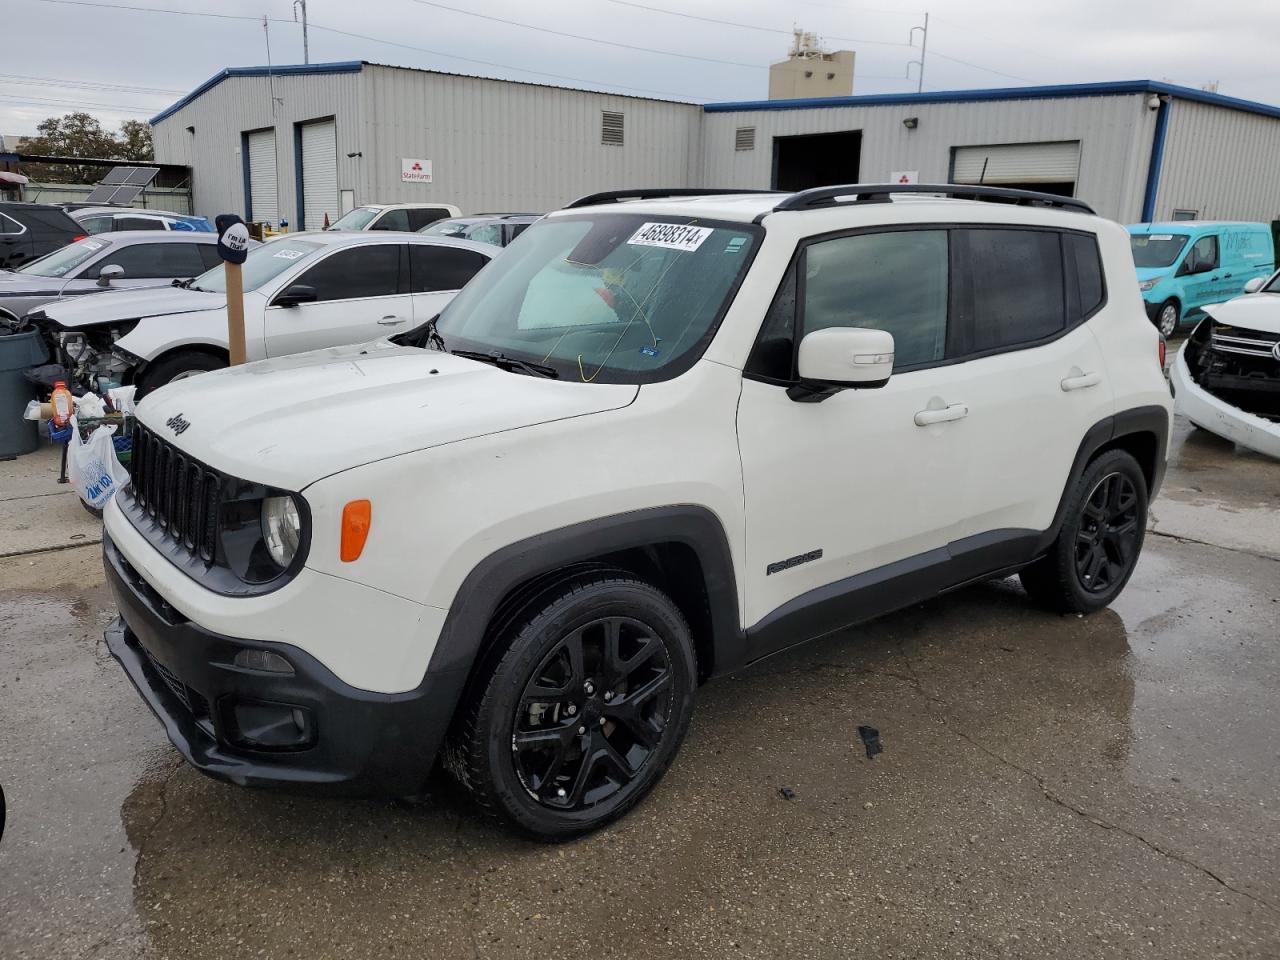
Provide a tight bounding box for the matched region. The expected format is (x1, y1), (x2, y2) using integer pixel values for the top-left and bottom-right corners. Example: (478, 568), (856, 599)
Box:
(104, 532), (464, 796)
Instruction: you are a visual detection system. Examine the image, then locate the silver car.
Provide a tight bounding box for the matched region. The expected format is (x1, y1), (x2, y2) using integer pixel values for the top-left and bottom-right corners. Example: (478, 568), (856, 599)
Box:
(0, 232), (230, 322)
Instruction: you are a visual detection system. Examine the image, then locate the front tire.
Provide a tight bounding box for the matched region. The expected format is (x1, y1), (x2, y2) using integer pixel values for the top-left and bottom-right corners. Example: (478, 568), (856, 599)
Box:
(1020, 449), (1149, 614)
(1156, 299), (1180, 338)
(136, 350), (227, 397)
(445, 570), (697, 841)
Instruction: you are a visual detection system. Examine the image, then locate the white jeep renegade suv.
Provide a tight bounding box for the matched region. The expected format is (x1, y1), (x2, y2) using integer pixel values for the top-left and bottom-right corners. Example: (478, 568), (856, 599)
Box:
(103, 185), (1173, 840)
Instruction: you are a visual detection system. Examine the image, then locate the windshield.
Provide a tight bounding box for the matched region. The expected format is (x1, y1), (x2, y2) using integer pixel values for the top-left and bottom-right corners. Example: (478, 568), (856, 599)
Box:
(327, 207), (381, 231)
(421, 219), (469, 237)
(18, 238), (110, 278)
(430, 214), (759, 383)
(189, 240), (321, 293)
(1130, 233), (1189, 269)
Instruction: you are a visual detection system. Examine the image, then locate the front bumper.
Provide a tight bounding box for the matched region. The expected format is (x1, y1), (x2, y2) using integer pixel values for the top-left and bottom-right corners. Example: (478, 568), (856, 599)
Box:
(104, 532), (464, 795)
(1170, 345), (1280, 460)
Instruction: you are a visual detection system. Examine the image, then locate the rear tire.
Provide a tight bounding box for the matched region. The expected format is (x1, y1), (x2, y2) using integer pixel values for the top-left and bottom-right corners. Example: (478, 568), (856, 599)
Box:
(444, 569), (697, 841)
(1155, 299), (1180, 338)
(136, 350), (227, 398)
(1020, 449), (1149, 614)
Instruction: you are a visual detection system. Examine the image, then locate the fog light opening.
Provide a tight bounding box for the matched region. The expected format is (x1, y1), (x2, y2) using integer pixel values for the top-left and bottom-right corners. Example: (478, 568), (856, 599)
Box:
(228, 699), (316, 750)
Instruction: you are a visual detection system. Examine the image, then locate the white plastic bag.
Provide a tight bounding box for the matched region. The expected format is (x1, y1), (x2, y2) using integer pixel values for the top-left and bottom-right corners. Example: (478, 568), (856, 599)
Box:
(74, 392), (107, 418)
(68, 416), (131, 510)
(107, 385), (137, 416)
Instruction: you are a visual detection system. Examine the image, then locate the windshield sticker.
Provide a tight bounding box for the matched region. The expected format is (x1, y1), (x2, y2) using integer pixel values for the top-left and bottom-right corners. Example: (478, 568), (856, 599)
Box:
(640, 344), (660, 357)
(272, 248), (308, 260)
(627, 222), (713, 252)
(725, 236), (747, 254)
(81, 240), (102, 251)
(1149, 234), (1174, 241)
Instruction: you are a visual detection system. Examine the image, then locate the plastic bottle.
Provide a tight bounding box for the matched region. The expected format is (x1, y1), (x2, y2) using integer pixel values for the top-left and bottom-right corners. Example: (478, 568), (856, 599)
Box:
(51, 381), (74, 428)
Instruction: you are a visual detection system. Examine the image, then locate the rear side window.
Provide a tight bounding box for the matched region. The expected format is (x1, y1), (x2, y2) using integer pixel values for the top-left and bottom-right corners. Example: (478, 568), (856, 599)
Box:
(99, 242), (207, 279)
(409, 245), (490, 292)
(408, 208), (452, 231)
(801, 230), (949, 369)
(1064, 232), (1104, 320)
(955, 229), (1064, 355)
(116, 216), (165, 232)
(295, 244), (402, 301)
(0, 212), (24, 235)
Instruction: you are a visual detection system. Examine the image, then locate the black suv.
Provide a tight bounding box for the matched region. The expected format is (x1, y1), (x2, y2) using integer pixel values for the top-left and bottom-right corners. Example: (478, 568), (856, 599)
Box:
(0, 203), (85, 269)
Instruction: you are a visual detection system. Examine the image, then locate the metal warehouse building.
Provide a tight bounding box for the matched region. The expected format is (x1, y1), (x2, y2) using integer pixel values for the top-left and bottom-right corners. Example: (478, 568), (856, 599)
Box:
(151, 61), (1280, 228)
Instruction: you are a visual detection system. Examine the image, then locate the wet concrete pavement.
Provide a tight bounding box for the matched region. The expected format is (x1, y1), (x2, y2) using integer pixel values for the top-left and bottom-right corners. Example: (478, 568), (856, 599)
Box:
(2, 418), (1279, 959)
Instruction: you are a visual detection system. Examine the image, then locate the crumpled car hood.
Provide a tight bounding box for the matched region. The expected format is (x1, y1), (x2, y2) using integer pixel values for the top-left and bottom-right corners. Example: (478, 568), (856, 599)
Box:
(1201, 295), (1280, 336)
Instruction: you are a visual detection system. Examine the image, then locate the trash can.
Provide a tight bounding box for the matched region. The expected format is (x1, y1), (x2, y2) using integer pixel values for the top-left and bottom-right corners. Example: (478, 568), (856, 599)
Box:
(0, 323), (50, 458)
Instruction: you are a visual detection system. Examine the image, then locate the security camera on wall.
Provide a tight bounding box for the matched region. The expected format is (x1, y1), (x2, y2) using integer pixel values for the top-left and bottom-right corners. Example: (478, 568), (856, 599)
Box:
(1147, 95), (1161, 110)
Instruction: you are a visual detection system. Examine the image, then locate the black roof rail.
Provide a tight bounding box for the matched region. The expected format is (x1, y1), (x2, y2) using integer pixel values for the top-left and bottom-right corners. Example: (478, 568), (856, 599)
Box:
(770, 183), (1096, 216)
(564, 187), (778, 209)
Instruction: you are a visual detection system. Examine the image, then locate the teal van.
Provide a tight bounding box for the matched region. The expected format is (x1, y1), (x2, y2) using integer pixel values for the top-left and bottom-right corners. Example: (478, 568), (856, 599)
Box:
(1127, 222), (1275, 337)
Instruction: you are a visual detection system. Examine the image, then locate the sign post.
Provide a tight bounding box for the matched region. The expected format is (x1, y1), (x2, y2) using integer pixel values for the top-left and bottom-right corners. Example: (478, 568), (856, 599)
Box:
(215, 214), (251, 365)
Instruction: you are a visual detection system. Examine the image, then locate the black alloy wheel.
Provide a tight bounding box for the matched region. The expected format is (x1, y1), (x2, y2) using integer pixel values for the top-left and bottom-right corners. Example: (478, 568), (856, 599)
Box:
(512, 616), (673, 809)
(445, 569), (697, 840)
(1073, 472), (1140, 595)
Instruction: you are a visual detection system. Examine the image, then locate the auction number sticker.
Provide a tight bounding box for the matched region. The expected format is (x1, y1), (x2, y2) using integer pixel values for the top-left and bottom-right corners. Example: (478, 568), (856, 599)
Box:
(272, 248), (307, 260)
(627, 222), (713, 252)
(82, 240), (102, 251)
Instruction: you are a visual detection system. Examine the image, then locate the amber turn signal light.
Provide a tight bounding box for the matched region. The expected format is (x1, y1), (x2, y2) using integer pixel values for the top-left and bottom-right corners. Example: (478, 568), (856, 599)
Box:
(340, 500), (372, 562)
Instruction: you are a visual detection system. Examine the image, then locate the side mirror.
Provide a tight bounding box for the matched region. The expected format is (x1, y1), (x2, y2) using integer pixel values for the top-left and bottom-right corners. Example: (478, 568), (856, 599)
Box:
(273, 283), (318, 307)
(790, 327), (894, 402)
(1244, 277), (1265, 294)
(97, 263), (124, 286)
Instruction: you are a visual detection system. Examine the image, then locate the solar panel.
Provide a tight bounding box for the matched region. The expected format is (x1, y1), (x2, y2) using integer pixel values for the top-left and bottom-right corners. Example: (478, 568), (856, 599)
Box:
(83, 167), (160, 206)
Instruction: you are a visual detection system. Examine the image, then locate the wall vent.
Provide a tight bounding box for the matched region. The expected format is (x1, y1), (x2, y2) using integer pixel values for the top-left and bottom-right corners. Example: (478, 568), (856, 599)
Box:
(735, 126), (756, 151)
(601, 111), (624, 146)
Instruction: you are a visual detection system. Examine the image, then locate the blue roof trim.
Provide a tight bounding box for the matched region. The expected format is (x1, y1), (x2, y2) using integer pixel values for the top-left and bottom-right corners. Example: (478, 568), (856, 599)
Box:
(703, 79), (1280, 121)
(150, 61), (364, 124)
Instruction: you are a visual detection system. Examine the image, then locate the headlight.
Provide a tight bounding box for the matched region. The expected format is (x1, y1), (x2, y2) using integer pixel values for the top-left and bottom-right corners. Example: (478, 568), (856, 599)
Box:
(1138, 276), (1164, 292)
(261, 495), (301, 568)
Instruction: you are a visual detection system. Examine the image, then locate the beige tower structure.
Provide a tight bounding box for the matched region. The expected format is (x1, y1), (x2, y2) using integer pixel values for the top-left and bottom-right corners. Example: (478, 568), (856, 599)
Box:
(768, 30), (855, 100)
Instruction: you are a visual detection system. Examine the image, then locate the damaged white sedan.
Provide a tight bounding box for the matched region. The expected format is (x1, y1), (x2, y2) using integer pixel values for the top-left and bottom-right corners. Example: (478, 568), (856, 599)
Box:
(1171, 279), (1280, 459)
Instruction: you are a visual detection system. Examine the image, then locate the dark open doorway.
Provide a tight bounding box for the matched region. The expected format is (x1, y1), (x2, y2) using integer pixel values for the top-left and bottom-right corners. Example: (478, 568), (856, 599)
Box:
(771, 130), (861, 192)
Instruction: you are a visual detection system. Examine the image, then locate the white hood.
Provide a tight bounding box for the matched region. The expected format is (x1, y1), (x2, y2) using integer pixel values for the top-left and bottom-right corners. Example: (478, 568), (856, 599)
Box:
(1201, 295), (1280, 335)
(34, 285), (225, 328)
(135, 341), (638, 488)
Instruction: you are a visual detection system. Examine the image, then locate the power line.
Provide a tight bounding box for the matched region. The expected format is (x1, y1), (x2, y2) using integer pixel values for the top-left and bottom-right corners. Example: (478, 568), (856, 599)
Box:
(0, 73), (184, 96)
(0, 94), (156, 115)
(408, 0), (768, 69)
(25, 0), (721, 101)
(599, 0), (911, 47)
(928, 49), (1033, 83)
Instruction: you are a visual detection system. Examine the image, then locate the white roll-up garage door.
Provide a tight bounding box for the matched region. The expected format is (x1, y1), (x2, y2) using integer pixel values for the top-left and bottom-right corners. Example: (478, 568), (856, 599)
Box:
(246, 129), (279, 227)
(951, 141), (1080, 185)
(301, 120), (338, 230)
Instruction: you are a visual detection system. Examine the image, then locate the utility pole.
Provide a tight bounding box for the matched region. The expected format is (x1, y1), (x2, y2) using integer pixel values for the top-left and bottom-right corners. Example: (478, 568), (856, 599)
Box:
(909, 12), (929, 94)
(294, 0), (310, 64)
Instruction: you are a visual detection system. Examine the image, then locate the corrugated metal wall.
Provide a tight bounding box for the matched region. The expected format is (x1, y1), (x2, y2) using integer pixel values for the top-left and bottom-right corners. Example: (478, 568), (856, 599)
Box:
(356, 65), (701, 213)
(1154, 99), (1280, 222)
(699, 94), (1158, 222)
(151, 71), (365, 225)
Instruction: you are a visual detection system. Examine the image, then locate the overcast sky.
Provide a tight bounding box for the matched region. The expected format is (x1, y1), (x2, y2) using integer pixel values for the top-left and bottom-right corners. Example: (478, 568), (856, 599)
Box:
(4, 0), (1280, 137)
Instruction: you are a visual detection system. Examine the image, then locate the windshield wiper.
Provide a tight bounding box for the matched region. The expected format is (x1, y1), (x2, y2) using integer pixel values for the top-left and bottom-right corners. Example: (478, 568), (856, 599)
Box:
(452, 349), (559, 379)
(171, 277), (193, 288)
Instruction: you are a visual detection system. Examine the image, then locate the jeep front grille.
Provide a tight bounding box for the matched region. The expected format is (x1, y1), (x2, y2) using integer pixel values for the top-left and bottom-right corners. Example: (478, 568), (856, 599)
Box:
(128, 421), (221, 563)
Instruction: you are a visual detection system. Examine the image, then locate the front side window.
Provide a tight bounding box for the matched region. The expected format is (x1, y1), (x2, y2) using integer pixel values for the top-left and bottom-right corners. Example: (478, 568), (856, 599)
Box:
(956, 229), (1065, 354)
(99, 242), (207, 279)
(79, 216), (112, 235)
(421, 220), (468, 238)
(802, 230), (949, 369)
(1130, 233), (1188, 268)
(1183, 234), (1219, 274)
(431, 215), (759, 383)
(291, 244), (401, 302)
(409, 245), (490, 292)
(18, 238), (110, 277)
(189, 239), (322, 293)
(467, 223), (503, 246)
(370, 209), (411, 231)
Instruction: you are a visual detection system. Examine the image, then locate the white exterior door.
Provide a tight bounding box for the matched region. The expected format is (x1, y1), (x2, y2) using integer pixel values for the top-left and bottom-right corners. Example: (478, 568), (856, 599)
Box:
(300, 120), (338, 231)
(246, 129), (279, 228)
(264, 243), (411, 357)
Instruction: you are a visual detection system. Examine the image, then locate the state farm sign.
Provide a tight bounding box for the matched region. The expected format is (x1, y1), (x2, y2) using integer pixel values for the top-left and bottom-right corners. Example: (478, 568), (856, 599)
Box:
(401, 158), (433, 183)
